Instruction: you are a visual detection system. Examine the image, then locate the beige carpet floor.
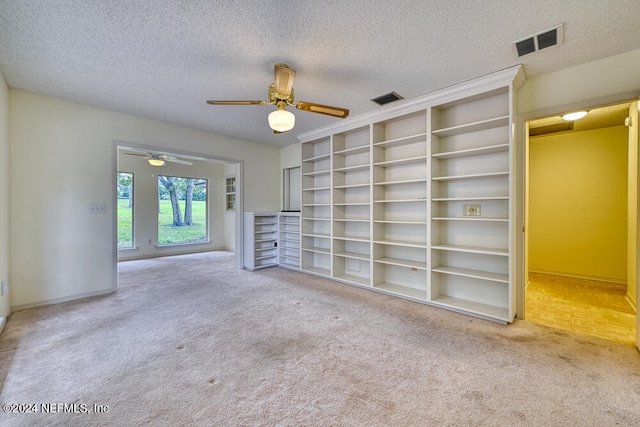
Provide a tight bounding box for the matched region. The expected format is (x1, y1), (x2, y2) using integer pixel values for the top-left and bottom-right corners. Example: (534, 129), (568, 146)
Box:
(1, 251), (640, 426)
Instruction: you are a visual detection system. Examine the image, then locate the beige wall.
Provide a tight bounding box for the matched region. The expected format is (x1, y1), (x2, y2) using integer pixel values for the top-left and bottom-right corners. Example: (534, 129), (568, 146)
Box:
(518, 48), (640, 115)
(9, 90), (281, 309)
(280, 143), (301, 210)
(0, 70), (9, 323)
(528, 126), (628, 283)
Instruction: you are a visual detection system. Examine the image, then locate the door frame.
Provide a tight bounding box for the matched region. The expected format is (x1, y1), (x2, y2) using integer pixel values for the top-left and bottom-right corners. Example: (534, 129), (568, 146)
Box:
(111, 140), (245, 292)
(515, 91), (640, 323)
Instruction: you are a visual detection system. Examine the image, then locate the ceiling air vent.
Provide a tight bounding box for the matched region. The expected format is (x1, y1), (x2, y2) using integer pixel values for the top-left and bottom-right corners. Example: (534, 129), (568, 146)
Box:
(371, 91), (403, 106)
(512, 24), (563, 58)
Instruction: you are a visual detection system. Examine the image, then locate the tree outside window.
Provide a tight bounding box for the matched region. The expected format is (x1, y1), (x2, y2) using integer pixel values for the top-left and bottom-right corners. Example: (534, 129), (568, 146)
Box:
(117, 172), (134, 248)
(157, 176), (208, 245)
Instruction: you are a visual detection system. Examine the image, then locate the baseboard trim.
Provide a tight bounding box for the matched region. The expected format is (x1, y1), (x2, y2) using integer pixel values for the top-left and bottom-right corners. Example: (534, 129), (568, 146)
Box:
(11, 288), (115, 312)
(119, 247), (229, 262)
(528, 269), (626, 286)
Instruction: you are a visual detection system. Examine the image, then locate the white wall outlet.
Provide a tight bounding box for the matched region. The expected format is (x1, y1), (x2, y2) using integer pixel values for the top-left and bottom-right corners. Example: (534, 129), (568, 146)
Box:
(463, 204), (481, 216)
(1, 281), (8, 296)
(89, 203), (107, 214)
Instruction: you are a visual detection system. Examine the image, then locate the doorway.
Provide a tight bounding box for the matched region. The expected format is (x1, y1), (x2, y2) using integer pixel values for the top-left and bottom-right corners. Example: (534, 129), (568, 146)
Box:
(524, 101), (637, 346)
(113, 142), (245, 289)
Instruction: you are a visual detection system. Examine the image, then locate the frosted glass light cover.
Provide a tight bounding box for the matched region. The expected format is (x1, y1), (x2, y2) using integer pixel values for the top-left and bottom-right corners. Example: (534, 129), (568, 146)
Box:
(268, 109), (295, 132)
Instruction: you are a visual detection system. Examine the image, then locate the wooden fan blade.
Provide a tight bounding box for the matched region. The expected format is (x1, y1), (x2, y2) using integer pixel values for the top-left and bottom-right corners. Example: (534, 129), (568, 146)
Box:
(295, 102), (349, 118)
(274, 64), (295, 98)
(206, 100), (267, 105)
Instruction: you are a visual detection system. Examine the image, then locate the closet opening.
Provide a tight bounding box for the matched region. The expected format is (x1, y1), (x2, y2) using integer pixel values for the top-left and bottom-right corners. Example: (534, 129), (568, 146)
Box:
(524, 101), (637, 346)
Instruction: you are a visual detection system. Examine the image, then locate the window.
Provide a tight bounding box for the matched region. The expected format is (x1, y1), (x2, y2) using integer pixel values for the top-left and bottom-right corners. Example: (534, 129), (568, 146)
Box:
(117, 172), (134, 248)
(225, 176), (236, 211)
(283, 166), (301, 211)
(157, 175), (208, 245)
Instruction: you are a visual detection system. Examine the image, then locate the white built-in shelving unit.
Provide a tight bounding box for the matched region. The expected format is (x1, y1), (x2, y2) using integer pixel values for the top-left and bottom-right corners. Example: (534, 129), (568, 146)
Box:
(278, 212), (301, 270)
(243, 212), (279, 270)
(295, 66), (524, 323)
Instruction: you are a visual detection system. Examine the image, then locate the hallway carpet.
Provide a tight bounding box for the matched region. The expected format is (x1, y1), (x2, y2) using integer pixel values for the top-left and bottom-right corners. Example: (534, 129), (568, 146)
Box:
(1, 251), (639, 426)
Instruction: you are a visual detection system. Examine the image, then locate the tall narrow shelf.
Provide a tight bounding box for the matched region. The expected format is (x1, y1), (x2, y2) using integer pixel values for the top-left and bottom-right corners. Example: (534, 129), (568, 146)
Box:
(429, 86), (514, 322)
(331, 126), (372, 286)
(278, 212), (300, 270)
(243, 212), (279, 270)
(371, 111), (428, 301)
(301, 137), (332, 276)
(294, 65), (524, 323)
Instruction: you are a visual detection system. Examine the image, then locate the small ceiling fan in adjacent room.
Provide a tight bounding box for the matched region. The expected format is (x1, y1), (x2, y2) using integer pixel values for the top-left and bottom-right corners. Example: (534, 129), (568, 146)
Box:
(122, 151), (193, 167)
(206, 63), (350, 133)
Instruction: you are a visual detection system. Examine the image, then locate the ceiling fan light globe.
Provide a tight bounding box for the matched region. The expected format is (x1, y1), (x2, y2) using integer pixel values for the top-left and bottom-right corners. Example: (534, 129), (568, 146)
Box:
(148, 158), (165, 166)
(268, 109), (295, 132)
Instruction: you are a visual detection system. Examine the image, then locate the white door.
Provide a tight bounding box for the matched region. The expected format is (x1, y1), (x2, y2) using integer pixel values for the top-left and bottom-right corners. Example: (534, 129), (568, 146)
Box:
(629, 100), (640, 352)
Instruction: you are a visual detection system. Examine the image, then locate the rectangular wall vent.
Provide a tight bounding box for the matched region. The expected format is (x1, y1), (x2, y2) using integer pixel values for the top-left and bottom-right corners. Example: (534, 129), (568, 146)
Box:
(371, 91), (403, 106)
(512, 24), (563, 58)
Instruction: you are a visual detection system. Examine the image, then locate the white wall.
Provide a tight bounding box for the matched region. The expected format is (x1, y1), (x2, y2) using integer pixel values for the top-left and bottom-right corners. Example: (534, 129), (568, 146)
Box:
(518, 48), (640, 114)
(117, 154), (231, 260)
(280, 143), (301, 210)
(9, 90), (281, 309)
(0, 70), (10, 324)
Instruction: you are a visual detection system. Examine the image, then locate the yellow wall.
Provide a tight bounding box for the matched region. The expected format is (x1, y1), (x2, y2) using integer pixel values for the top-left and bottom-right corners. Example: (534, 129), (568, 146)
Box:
(529, 126), (628, 283)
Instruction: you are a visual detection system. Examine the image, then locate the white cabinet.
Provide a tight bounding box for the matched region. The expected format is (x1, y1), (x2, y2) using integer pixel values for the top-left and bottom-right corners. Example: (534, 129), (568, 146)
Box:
(243, 212), (279, 270)
(296, 66), (524, 323)
(278, 212), (301, 270)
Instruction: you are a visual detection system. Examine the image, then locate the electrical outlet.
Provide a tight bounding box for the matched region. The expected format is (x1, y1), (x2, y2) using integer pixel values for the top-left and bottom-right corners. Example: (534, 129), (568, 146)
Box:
(463, 204), (481, 216)
(1, 281), (8, 296)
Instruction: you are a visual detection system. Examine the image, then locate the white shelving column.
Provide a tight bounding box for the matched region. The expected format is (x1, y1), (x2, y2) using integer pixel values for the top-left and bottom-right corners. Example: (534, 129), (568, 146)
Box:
(428, 88), (513, 322)
(371, 111), (429, 300)
(278, 212), (300, 270)
(301, 137), (332, 276)
(331, 126), (372, 287)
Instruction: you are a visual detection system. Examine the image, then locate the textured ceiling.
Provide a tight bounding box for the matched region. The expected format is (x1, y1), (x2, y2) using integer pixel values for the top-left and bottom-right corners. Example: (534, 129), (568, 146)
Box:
(1, 1), (639, 148)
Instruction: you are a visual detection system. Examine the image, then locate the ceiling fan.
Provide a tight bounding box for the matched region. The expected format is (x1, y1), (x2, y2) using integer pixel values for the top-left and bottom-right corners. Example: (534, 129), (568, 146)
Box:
(206, 63), (350, 133)
(122, 151), (193, 167)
